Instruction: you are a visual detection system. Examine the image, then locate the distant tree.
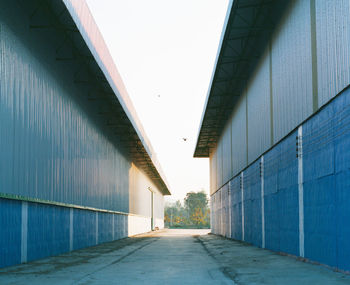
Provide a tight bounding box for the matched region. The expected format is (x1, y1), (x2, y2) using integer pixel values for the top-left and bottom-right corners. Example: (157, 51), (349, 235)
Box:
(164, 191), (210, 228)
(184, 191), (208, 214)
(164, 200), (187, 227)
(184, 191), (210, 227)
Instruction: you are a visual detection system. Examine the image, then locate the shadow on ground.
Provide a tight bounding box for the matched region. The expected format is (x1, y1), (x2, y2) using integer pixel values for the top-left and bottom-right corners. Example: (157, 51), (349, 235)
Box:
(0, 229), (349, 285)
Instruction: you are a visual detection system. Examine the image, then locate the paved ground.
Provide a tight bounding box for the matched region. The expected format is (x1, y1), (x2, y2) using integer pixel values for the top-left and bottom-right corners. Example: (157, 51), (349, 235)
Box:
(0, 229), (349, 284)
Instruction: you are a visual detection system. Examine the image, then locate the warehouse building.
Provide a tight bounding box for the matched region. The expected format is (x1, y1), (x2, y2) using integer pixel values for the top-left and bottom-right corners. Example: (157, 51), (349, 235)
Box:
(0, 0), (170, 268)
(195, 0), (350, 272)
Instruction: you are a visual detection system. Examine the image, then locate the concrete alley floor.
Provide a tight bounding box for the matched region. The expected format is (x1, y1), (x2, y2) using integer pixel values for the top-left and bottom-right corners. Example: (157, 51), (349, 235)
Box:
(0, 229), (349, 285)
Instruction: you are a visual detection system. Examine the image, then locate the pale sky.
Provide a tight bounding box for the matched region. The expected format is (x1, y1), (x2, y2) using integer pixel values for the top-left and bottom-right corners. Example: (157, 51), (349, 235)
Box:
(86, 0), (229, 202)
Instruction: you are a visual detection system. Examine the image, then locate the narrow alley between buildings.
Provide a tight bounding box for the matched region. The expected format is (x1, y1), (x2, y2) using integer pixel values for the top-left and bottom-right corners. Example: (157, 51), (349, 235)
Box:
(1, 229), (349, 285)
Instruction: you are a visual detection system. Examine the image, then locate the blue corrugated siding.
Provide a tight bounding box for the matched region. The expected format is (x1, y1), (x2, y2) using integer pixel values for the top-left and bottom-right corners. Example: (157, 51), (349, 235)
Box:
(0, 1), (130, 212)
(303, 99), (336, 266)
(263, 143), (280, 252)
(73, 209), (97, 250)
(334, 89), (350, 271)
(304, 176), (337, 267)
(27, 203), (70, 262)
(277, 131), (299, 256)
(211, 87), (350, 272)
(336, 170), (350, 271)
(0, 199), (22, 268)
(244, 161), (261, 247)
(230, 177), (242, 240)
(98, 212), (113, 244)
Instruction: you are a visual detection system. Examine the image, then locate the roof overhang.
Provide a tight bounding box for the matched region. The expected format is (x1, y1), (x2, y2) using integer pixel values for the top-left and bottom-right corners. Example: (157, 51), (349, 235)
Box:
(194, 0), (290, 158)
(22, 0), (170, 195)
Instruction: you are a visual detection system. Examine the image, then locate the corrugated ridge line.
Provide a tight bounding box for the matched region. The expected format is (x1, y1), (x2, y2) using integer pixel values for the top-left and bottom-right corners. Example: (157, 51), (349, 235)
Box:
(62, 0), (170, 193)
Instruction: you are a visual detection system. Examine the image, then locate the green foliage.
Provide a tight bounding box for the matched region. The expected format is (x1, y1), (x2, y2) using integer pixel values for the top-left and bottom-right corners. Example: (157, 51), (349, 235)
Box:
(164, 191), (210, 228)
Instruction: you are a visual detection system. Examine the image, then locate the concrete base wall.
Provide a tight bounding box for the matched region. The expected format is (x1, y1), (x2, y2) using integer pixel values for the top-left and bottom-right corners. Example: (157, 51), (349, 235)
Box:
(127, 215), (151, 236)
(155, 218), (164, 229)
(211, 86), (350, 272)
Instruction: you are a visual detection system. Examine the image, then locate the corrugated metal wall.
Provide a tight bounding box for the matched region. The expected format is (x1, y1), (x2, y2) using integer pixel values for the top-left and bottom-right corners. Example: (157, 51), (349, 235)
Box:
(217, 137), (223, 190)
(211, 86), (350, 272)
(209, 0), (350, 194)
(271, 0), (313, 143)
(0, 199), (22, 267)
(247, 48), (271, 164)
(209, 148), (218, 195)
(0, 6), (130, 212)
(211, 84), (350, 270)
(316, 0), (350, 107)
(222, 123), (232, 184)
(209, 0), (350, 273)
(231, 96), (248, 176)
(0, 1), (166, 268)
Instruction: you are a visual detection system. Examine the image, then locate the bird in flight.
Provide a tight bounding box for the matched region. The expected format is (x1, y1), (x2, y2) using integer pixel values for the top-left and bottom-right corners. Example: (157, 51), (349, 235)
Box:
(182, 138), (188, 142)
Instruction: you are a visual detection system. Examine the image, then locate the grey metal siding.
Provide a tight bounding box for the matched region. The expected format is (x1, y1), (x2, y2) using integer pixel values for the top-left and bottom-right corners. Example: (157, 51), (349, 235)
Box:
(231, 96), (247, 176)
(316, 0), (350, 107)
(272, 0), (313, 143)
(154, 191), (164, 220)
(222, 122), (232, 184)
(247, 48), (271, 164)
(217, 138), (223, 190)
(210, 149), (218, 195)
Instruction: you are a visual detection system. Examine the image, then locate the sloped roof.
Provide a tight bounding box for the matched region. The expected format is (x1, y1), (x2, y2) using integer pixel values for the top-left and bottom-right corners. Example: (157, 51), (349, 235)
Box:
(194, 0), (290, 157)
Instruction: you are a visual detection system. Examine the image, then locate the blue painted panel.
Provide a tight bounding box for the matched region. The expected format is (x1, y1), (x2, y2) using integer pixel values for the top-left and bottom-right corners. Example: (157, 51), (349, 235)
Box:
(120, 214), (128, 239)
(278, 186), (299, 255)
(113, 214), (119, 240)
(114, 214), (126, 240)
(333, 88), (350, 173)
(230, 177), (242, 240)
(73, 209), (96, 250)
(0, 199), (22, 268)
(336, 170), (350, 271)
(243, 184), (253, 244)
(304, 175), (337, 267)
(277, 132), (299, 255)
(216, 188), (222, 236)
(278, 131), (298, 189)
(98, 212), (113, 244)
(221, 185), (230, 237)
(303, 103), (334, 182)
(264, 144), (280, 252)
(27, 203), (70, 261)
(264, 193), (279, 252)
(244, 161), (261, 247)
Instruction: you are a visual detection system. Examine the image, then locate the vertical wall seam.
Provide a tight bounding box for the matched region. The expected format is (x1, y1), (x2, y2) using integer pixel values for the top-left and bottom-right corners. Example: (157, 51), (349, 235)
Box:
(95, 212), (99, 245)
(269, 40), (274, 145)
(21, 202), (28, 263)
(69, 208), (73, 251)
(112, 214), (115, 240)
(241, 172), (245, 241)
(245, 87), (249, 166)
(261, 156), (265, 249)
(229, 184), (232, 238)
(298, 126), (304, 257)
(310, 0), (319, 112)
(230, 120), (233, 179)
